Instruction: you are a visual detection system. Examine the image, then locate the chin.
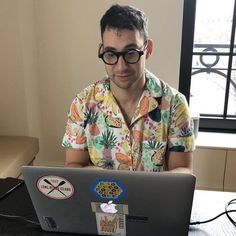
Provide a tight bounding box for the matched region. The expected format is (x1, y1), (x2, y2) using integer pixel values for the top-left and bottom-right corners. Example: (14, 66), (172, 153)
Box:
(110, 78), (131, 88)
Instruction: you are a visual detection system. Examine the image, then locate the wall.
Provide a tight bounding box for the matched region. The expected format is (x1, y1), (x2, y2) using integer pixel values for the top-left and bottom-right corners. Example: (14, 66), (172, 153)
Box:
(0, 1), (42, 140)
(0, 0), (184, 166)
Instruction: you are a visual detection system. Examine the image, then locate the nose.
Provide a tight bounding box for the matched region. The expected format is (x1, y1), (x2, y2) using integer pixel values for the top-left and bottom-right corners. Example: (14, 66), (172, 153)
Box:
(115, 55), (127, 70)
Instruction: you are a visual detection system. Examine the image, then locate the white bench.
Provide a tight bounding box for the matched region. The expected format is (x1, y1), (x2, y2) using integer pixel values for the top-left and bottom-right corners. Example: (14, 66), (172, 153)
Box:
(0, 136), (39, 178)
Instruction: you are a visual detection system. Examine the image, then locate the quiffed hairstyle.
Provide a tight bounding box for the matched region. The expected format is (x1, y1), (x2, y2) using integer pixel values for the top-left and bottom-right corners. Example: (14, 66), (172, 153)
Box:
(100, 4), (148, 42)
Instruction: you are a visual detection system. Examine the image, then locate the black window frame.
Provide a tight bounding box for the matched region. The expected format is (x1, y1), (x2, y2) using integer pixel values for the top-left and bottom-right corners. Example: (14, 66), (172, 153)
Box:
(179, 0), (236, 133)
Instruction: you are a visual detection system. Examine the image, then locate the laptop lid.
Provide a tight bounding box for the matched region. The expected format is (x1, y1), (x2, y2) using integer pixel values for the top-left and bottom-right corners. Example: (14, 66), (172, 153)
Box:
(22, 166), (195, 236)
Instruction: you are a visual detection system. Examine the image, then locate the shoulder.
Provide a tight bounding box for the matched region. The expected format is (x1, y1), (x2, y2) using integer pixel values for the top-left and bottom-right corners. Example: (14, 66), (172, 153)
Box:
(145, 70), (187, 104)
(75, 77), (109, 102)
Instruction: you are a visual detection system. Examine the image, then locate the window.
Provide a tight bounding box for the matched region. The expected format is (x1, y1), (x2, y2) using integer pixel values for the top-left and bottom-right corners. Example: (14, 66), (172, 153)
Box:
(179, 0), (236, 133)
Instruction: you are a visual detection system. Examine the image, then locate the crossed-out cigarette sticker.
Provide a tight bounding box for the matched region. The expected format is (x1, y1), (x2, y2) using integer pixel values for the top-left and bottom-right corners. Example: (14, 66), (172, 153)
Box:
(36, 175), (74, 199)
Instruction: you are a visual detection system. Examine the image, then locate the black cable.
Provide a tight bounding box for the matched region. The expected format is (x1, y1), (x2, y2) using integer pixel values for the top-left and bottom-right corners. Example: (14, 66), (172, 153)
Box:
(0, 180), (24, 201)
(190, 198), (236, 226)
(0, 180), (235, 228)
(225, 199), (236, 227)
(190, 210), (236, 225)
(0, 213), (40, 225)
(0, 180), (40, 226)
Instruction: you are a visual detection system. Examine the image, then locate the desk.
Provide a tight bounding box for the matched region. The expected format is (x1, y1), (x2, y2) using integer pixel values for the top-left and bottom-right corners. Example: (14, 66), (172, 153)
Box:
(0, 178), (235, 236)
(190, 190), (236, 236)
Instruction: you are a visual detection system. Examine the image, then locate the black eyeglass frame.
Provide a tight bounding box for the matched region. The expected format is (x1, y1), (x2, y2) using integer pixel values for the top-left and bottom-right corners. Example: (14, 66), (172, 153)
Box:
(98, 42), (147, 65)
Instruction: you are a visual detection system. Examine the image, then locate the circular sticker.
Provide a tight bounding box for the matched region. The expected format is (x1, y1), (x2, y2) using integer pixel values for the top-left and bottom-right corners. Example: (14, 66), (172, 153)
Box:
(36, 175), (74, 199)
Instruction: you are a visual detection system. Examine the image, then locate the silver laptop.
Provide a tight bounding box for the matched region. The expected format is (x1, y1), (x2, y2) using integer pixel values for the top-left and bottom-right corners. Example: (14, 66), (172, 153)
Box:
(22, 166), (195, 236)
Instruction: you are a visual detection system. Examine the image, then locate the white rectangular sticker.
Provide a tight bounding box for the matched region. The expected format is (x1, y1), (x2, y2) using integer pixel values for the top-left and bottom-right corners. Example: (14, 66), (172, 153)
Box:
(91, 202), (129, 215)
(96, 213), (126, 236)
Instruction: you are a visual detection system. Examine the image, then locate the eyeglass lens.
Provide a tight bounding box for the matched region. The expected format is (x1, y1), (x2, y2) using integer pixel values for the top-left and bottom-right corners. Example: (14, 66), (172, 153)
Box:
(103, 50), (141, 64)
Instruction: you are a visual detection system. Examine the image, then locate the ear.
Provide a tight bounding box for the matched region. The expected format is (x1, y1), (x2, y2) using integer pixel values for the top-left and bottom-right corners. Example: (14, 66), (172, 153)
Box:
(98, 43), (103, 55)
(145, 39), (153, 59)
(98, 43), (103, 49)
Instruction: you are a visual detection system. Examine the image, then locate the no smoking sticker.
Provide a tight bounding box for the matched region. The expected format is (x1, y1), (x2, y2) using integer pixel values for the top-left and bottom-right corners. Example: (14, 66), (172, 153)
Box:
(36, 175), (74, 199)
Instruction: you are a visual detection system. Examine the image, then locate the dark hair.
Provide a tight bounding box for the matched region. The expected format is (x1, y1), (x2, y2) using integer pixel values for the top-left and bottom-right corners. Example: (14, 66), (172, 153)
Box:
(100, 4), (148, 42)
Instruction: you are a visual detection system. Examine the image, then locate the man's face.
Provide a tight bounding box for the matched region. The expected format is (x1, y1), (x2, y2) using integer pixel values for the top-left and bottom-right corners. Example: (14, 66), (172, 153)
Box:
(101, 28), (152, 90)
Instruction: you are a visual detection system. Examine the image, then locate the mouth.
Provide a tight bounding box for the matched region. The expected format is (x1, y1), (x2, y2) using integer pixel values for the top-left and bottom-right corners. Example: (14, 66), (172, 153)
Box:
(115, 74), (131, 81)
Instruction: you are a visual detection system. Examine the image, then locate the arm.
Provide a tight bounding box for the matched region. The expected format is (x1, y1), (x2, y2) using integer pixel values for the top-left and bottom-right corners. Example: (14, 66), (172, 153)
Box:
(65, 148), (95, 168)
(166, 92), (195, 174)
(167, 151), (193, 173)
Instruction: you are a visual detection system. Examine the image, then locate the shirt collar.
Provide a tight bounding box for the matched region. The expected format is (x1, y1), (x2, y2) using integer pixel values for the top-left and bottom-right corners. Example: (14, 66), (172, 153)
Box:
(94, 71), (164, 125)
(94, 70), (164, 102)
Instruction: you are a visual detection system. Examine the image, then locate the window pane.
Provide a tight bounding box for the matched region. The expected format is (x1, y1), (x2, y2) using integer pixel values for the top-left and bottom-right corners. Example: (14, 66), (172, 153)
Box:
(228, 57), (236, 116)
(180, 0), (236, 132)
(190, 55), (229, 116)
(234, 23), (236, 54)
(193, 0), (234, 53)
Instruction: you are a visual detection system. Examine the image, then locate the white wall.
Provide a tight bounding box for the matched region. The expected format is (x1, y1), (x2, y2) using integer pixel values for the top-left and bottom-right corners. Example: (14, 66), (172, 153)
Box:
(0, 0), (184, 166)
(0, 0), (42, 137)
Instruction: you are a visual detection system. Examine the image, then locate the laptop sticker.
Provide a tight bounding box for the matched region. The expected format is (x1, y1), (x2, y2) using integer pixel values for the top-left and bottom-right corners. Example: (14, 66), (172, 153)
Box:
(90, 179), (127, 201)
(91, 202), (129, 215)
(95, 213), (126, 236)
(36, 175), (74, 200)
(100, 201), (117, 213)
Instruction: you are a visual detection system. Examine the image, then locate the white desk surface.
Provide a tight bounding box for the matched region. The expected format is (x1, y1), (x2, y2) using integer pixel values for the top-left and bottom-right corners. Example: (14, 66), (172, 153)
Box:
(189, 190), (236, 236)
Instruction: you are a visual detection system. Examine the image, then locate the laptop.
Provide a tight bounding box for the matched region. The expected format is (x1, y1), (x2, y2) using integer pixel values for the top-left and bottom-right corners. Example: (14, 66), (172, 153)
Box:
(21, 166), (196, 236)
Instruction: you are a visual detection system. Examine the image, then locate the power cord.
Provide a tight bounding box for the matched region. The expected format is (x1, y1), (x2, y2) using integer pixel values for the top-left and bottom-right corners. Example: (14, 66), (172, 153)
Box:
(0, 179), (40, 226)
(0, 180), (235, 228)
(190, 198), (236, 227)
(225, 199), (236, 227)
(0, 213), (40, 225)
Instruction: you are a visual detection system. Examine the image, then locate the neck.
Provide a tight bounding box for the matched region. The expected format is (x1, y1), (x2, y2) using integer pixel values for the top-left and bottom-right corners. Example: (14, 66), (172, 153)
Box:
(110, 77), (145, 126)
(110, 77), (146, 104)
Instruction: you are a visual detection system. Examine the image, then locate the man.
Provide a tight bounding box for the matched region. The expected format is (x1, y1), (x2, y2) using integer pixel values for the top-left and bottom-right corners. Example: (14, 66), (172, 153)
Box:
(62, 4), (195, 173)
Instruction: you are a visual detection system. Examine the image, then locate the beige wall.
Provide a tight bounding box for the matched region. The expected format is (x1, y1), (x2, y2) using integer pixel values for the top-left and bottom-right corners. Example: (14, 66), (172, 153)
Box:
(0, 0), (184, 166)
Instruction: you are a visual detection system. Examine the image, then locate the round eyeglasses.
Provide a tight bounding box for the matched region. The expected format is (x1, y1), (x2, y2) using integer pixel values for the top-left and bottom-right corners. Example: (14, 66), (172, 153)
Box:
(98, 43), (147, 65)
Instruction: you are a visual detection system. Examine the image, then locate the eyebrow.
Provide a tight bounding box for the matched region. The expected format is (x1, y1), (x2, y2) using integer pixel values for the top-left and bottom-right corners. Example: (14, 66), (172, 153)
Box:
(104, 43), (139, 51)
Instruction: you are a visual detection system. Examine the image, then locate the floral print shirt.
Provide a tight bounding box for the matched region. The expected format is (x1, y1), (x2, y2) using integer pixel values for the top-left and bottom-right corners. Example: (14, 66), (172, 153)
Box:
(62, 70), (195, 172)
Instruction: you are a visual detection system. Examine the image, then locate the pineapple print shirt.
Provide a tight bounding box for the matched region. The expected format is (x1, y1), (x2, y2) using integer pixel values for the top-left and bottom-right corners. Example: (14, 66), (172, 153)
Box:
(62, 70), (195, 172)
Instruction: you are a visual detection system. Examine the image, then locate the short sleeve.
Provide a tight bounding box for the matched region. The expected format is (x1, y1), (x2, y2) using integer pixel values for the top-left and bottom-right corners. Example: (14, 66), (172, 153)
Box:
(168, 93), (195, 152)
(61, 96), (87, 150)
